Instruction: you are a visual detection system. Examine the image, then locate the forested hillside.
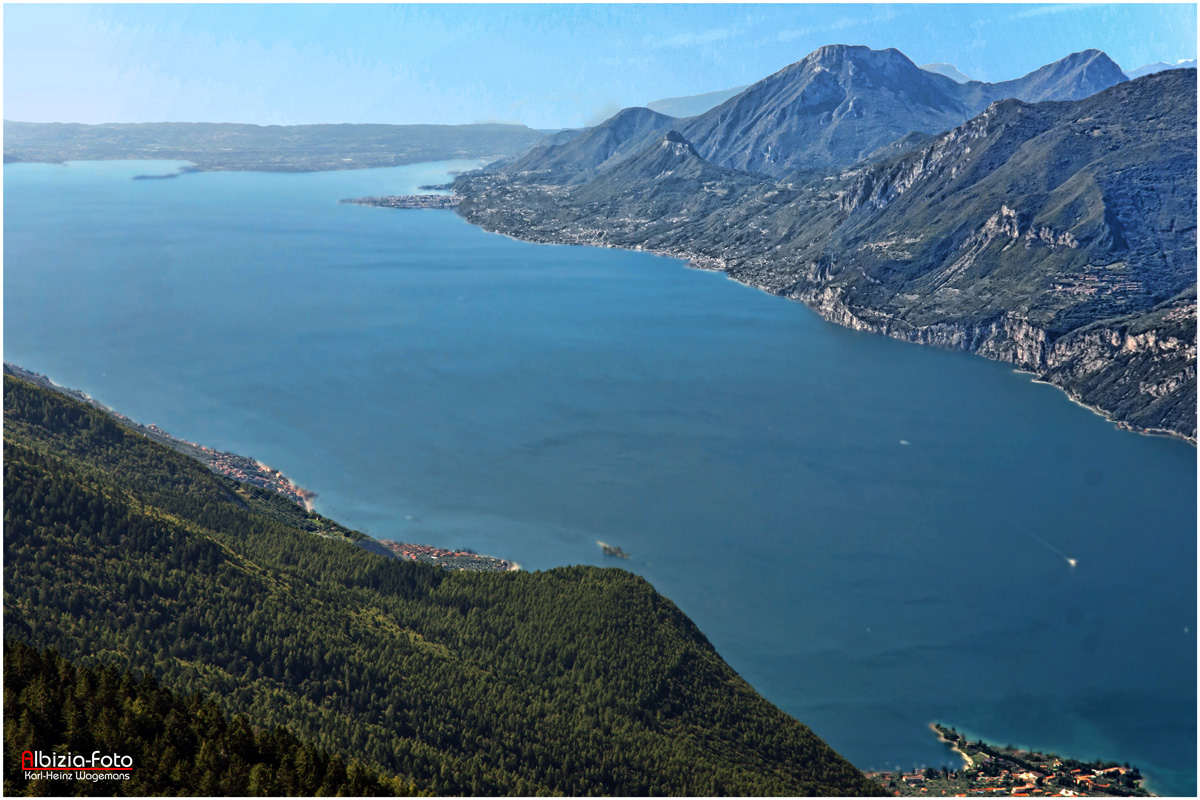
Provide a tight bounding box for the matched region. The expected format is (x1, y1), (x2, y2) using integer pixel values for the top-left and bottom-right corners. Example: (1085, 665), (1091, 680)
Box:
(3, 640), (413, 796)
(3, 375), (884, 796)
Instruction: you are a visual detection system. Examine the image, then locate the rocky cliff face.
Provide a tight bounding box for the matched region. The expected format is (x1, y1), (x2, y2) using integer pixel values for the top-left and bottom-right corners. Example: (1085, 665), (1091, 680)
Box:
(459, 196), (1196, 441)
(458, 160), (1197, 442)
(792, 283), (1196, 440)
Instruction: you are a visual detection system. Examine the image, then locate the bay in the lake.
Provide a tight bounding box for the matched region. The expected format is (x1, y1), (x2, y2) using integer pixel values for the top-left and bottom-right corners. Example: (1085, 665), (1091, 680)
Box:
(5, 160), (1196, 795)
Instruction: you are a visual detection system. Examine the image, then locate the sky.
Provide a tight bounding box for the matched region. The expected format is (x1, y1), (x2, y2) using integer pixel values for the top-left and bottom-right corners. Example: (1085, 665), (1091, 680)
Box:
(4, 3), (1197, 129)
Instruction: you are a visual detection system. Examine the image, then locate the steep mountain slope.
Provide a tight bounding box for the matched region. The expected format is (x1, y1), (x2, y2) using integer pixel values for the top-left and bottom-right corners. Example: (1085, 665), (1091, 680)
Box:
(822, 70), (1194, 332)
(503, 107), (677, 183)
(957, 49), (1128, 106)
(680, 45), (974, 175)
(455, 70), (1197, 439)
(681, 46), (1129, 177)
(578, 130), (763, 196)
(4, 640), (413, 796)
(3, 375), (885, 797)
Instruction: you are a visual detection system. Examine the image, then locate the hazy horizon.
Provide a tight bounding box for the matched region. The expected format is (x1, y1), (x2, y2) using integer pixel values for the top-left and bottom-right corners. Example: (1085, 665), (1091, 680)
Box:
(4, 3), (1197, 130)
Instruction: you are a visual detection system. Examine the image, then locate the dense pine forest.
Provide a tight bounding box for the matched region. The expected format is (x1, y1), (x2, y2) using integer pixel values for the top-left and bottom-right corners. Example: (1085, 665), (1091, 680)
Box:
(4, 639), (414, 796)
(3, 375), (884, 796)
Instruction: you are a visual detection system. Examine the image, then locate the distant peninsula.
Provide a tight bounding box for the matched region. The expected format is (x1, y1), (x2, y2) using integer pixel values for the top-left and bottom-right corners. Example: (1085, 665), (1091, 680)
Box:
(3, 120), (547, 172)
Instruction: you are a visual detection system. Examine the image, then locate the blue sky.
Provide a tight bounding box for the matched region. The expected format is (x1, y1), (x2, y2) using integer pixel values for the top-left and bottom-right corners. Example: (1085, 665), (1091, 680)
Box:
(4, 4), (1196, 128)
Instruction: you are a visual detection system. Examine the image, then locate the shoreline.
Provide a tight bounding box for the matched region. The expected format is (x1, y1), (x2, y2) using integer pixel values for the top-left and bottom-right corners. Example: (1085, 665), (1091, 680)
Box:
(380, 540), (519, 572)
(4, 362), (519, 571)
(455, 212), (1196, 447)
(5, 155), (499, 175)
(865, 723), (1157, 797)
(930, 722), (973, 770)
(1024, 374), (1195, 444)
(3, 363), (321, 508)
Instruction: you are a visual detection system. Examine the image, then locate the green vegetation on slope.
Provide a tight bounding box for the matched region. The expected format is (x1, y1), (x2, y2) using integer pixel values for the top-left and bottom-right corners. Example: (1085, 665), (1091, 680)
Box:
(3, 375), (883, 796)
(3, 640), (413, 797)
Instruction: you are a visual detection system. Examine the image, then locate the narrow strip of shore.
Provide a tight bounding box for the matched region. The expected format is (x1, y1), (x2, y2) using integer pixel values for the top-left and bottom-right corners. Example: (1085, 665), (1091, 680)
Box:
(3, 363), (319, 508)
(931, 722), (974, 770)
(4, 362), (518, 572)
(447, 214), (1194, 446)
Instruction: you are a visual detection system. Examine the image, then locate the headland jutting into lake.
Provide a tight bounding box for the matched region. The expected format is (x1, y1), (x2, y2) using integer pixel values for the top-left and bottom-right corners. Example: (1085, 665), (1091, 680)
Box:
(869, 724), (1152, 797)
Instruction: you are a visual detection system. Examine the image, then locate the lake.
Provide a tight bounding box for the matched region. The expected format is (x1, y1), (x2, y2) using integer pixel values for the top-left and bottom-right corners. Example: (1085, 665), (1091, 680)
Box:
(5, 159), (1196, 795)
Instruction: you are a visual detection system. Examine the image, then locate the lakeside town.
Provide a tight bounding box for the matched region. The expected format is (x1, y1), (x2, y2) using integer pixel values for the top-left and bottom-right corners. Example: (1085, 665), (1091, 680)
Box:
(379, 540), (518, 572)
(5, 363), (525, 574)
(4, 364), (320, 509)
(341, 193), (462, 209)
(869, 724), (1151, 797)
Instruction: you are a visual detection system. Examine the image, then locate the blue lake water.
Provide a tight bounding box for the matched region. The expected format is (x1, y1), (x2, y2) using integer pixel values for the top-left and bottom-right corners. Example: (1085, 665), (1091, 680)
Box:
(4, 160), (1196, 795)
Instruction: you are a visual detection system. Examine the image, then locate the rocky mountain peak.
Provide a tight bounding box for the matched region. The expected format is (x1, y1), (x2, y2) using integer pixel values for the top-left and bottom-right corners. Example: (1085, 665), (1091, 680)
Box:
(982, 49), (1128, 102)
(606, 106), (677, 130)
(659, 130), (698, 156)
(794, 44), (921, 80)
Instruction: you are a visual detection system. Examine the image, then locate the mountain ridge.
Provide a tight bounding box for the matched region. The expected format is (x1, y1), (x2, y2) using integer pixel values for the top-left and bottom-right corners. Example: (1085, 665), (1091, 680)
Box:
(455, 69), (1197, 441)
(513, 45), (1131, 181)
(1126, 59), (1197, 79)
(504, 106), (678, 183)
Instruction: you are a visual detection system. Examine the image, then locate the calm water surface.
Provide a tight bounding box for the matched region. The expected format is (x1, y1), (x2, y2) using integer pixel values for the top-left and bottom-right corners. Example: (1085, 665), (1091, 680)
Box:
(5, 160), (1196, 794)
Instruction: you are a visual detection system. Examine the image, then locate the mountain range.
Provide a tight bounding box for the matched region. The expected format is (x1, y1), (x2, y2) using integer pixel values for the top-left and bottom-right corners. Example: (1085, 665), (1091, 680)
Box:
(643, 54), (1194, 124)
(1126, 59), (1198, 79)
(455, 48), (1197, 441)
(512, 46), (1131, 179)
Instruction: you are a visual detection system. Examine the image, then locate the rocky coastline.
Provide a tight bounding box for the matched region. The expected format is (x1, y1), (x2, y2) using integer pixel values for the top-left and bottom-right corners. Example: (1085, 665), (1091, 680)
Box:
(444, 71), (1195, 445)
(450, 211), (1196, 445)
